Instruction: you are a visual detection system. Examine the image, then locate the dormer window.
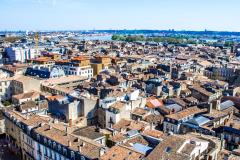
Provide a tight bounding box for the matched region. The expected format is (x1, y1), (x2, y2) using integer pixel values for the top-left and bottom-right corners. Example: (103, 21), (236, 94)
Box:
(58, 145), (61, 152)
(71, 151), (75, 160)
(53, 142), (56, 149)
(48, 140), (52, 147)
(81, 156), (85, 160)
(63, 148), (67, 155)
(44, 138), (47, 144)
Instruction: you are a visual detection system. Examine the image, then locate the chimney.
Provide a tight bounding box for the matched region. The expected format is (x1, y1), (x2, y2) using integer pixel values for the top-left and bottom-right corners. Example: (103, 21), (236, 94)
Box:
(49, 124), (52, 130)
(78, 145), (81, 153)
(68, 140), (72, 147)
(100, 148), (105, 156)
(69, 119), (72, 127)
(82, 142), (85, 147)
(39, 123), (45, 127)
(95, 127), (100, 132)
(65, 126), (69, 135)
(220, 134), (225, 150)
(208, 103), (212, 114)
(54, 118), (58, 124)
(216, 100), (221, 111)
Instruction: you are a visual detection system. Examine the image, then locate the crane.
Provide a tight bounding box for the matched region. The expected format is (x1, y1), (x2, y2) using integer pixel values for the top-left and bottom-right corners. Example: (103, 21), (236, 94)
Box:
(34, 32), (39, 55)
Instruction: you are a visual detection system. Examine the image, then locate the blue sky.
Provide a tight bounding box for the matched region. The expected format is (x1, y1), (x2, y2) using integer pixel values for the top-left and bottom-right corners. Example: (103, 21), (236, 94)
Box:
(0, 0), (239, 31)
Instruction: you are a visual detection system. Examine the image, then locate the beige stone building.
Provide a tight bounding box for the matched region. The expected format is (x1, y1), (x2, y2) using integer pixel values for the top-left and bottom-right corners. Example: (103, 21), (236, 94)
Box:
(3, 110), (27, 157)
(12, 76), (41, 95)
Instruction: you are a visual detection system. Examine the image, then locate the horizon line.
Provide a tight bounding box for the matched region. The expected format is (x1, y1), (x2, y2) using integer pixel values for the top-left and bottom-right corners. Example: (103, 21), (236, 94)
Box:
(1, 29), (240, 33)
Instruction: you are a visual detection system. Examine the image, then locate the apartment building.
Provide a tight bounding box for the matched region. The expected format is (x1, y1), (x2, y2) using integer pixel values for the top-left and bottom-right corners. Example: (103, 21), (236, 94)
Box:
(91, 55), (112, 75)
(3, 110), (27, 157)
(3, 109), (105, 160)
(12, 76), (41, 95)
(189, 85), (220, 102)
(55, 57), (93, 78)
(163, 106), (205, 134)
(6, 46), (41, 62)
(146, 133), (221, 160)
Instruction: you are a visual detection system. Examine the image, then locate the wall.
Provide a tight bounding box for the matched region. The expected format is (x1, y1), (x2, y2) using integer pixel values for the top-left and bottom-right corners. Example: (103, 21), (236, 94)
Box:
(49, 100), (82, 122)
(106, 110), (121, 129)
(5, 118), (22, 157)
(0, 79), (12, 100)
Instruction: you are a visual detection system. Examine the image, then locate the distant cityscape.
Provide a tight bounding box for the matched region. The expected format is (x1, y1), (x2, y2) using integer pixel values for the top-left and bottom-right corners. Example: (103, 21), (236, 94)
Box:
(0, 28), (240, 160)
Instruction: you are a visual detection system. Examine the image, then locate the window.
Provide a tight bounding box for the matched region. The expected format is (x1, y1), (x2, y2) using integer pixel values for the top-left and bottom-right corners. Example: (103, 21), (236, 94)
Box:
(171, 125), (174, 132)
(44, 138), (47, 144)
(71, 151), (75, 160)
(48, 140), (52, 147)
(54, 152), (57, 160)
(37, 134), (40, 141)
(81, 156), (85, 160)
(37, 143), (41, 152)
(63, 148), (67, 155)
(53, 142), (56, 149)
(49, 150), (53, 158)
(235, 137), (239, 143)
(58, 145), (61, 152)
(44, 147), (47, 156)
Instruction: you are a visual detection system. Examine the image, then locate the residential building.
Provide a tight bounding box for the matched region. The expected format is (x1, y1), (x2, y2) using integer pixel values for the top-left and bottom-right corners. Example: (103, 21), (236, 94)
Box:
(163, 106), (205, 134)
(6, 46), (41, 62)
(55, 57), (93, 78)
(12, 76), (41, 95)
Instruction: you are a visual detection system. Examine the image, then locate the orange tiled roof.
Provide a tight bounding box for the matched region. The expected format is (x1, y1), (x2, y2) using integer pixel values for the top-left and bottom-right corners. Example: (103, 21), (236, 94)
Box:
(146, 98), (164, 108)
(71, 56), (90, 61)
(46, 95), (65, 101)
(100, 145), (144, 160)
